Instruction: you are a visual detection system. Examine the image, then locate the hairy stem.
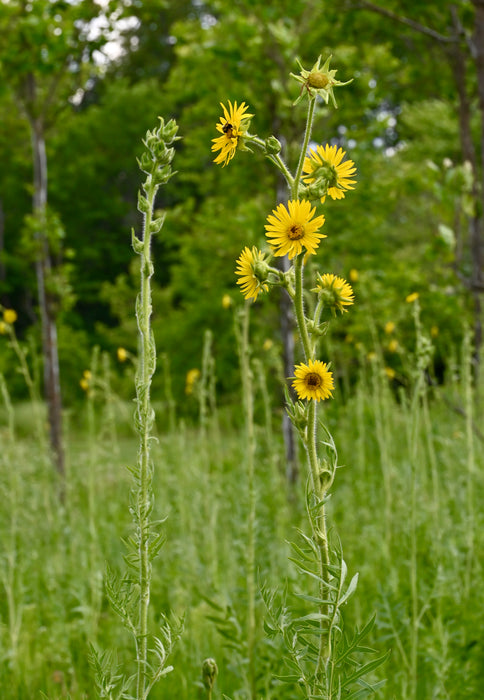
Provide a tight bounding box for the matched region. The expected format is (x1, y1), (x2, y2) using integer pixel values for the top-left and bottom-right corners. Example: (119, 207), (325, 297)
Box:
(136, 177), (156, 699)
(293, 96), (316, 197)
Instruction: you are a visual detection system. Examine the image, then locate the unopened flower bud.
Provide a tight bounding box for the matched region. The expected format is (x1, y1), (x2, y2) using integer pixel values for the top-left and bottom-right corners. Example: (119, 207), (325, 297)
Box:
(202, 658), (218, 691)
(161, 119), (179, 143)
(264, 135), (282, 155)
(139, 152), (154, 173)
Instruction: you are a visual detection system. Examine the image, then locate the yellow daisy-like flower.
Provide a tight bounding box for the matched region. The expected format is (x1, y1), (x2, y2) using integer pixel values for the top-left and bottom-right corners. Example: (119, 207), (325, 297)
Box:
(385, 367), (396, 380)
(313, 273), (354, 313)
(384, 321), (395, 334)
(211, 101), (253, 167)
(292, 359), (334, 402)
(80, 377), (90, 392)
(222, 294), (233, 309)
(185, 368), (201, 395)
(388, 339), (398, 353)
(117, 347), (127, 363)
(303, 144), (356, 202)
(3, 309), (17, 324)
(235, 246), (269, 301)
(406, 292), (419, 303)
(349, 268), (358, 282)
(265, 200), (326, 259)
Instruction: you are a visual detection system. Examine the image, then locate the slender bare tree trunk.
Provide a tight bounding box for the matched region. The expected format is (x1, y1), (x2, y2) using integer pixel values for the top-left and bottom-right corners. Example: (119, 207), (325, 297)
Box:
(471, 0), (484, 375)
(0, 199), (5, 286)
(30, 115), (65, 481)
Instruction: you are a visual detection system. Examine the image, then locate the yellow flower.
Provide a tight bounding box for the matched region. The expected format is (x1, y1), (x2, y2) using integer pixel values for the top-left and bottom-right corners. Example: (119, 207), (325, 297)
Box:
(265, 199), (326, 259)
(406, 292), (419, 303)
(222, 294), (232, 309)
(185, 368), (201, 395)
(235, 247), (269, 301)
(367, 351), (377, 361)
(384, 321), (395, 334)
(349, 268), (358, 282)
(313, 273), (354, 313)
(83, 370), (92, 380)
(384, 367), (396, 379)
(388, 339), (398, 353)
(0, 322), (6, 335)
(263, 338), (273, 351)
(117, 347), (128, 362)
(80, 378), (90, 392)
(303, 144), (356, 202)
(3, 309), (17, 324)
(211, 101), (253, 167)
(292, 359), (334, 402)
(431, 325), (439, 338)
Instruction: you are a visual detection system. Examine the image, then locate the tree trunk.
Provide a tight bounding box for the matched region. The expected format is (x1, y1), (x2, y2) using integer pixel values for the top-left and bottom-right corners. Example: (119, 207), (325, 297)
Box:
(30, 116), (65, 482)
(447, 22), (482, 377)
(0, 199), (5, 286)
(471, 0), (484, 374)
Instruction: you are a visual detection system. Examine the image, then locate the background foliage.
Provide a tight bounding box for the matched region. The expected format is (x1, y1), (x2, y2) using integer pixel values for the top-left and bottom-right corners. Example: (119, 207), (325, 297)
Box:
(0, 0), (479, 405)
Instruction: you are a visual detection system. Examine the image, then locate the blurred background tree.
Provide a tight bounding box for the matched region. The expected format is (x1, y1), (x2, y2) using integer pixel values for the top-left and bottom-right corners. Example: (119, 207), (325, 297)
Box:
(0, 0), (481, 417)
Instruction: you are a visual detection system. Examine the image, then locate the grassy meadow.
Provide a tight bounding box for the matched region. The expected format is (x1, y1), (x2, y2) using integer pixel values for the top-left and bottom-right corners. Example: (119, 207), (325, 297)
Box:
(0, 331), (482, 700)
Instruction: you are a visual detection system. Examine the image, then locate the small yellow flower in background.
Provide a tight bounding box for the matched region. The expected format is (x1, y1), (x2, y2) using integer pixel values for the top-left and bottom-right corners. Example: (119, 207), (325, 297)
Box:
(313, 273), (354, 313)
(80, 377), (90, 392)
(384, 321), (395, 334)
(263, 338), (273, 351)
(117, 347), (128, 362)
(265, 199), (326, 259)
(211, 101), (253, 167)
(185, 368), (201, 395)
(431, 325), (439, 338)
(235, 247), (269, 301)
(384, 367), (396, 379)
(367, 351), (377, 361)
(3, 309), (17, 324)
(406, 292), (419, 303)
(303, 144), (356, 202)
(349, 268), (358, 282)
(292, 359), (334, 402)
(0, 322), (6, 335)
(222, 294), (232, 309)
(83, 370), (92, 380)
(388, 339), (399, 353)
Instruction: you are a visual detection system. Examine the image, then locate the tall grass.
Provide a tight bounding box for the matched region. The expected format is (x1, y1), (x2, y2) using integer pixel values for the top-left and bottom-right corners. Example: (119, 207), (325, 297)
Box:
(0, 325), (482, 698)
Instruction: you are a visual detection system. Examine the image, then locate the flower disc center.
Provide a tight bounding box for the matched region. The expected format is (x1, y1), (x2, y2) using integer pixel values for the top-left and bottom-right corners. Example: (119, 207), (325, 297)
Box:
(288, 224), (305, 240)
(306, 373), (322, 387)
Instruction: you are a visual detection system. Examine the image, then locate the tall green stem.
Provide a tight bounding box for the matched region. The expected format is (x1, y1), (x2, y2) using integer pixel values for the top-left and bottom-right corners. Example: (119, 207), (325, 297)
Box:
(294, 254), (311, 361)
(293, 96), (316, 197)
(236, 304), (257, 700)
(135, 180), (156, 699)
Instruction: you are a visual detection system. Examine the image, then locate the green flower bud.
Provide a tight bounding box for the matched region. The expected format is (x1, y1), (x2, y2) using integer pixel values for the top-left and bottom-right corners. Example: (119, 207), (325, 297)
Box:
(202, 658), (218, 691)
(161, 119), (179, 143)
(139, 152), (154, 174)
(264, 135), (282, 155)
